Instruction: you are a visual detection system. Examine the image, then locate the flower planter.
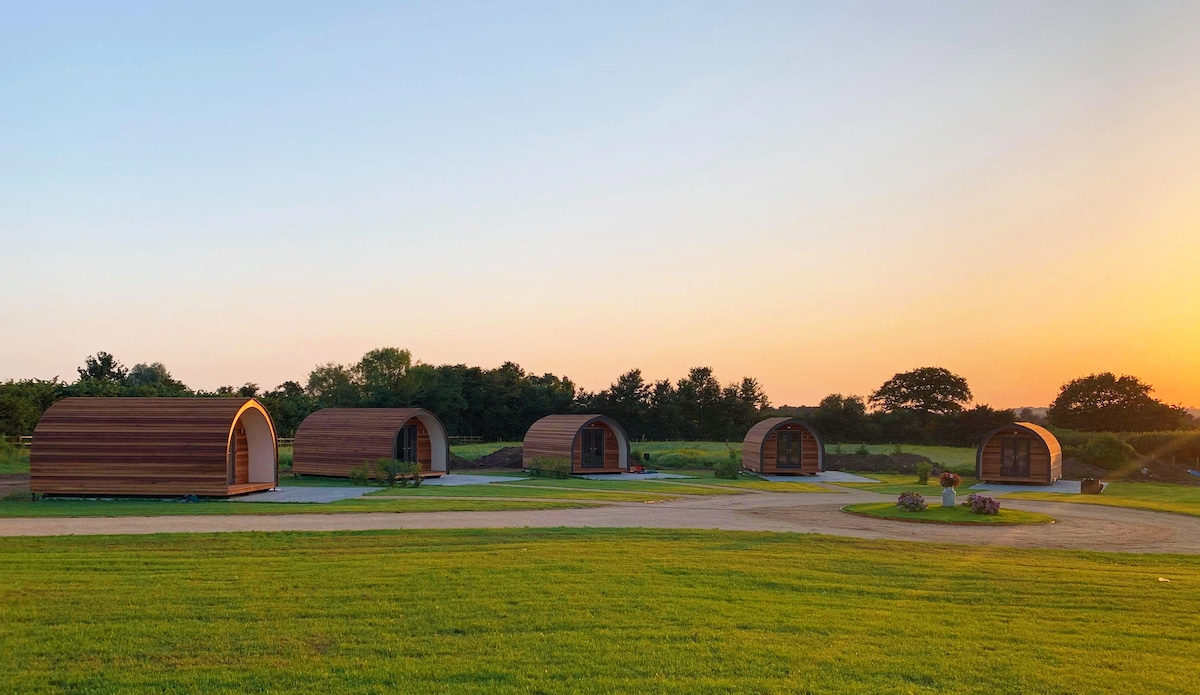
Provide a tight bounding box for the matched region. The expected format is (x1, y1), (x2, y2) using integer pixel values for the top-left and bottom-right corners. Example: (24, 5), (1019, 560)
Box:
(942, 488), (957, 508)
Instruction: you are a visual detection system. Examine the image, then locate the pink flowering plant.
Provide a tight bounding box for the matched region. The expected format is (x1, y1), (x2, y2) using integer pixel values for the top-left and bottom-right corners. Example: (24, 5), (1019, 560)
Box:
(939, 472), (961, 488)
(896, 491), (927, 512)
(967, 493), (1001, 515)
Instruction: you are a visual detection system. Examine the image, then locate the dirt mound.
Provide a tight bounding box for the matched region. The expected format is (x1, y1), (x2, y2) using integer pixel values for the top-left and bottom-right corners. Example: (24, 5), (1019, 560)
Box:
(825, 453), (937, 474)
(452, 446), (524, 470)
(1062, 457), (1200, 485)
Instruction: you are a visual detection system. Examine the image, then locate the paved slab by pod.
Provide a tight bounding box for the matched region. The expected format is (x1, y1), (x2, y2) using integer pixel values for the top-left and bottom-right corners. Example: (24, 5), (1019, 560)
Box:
(969, 480), (1106, 494)
(232, 487), (377, 503)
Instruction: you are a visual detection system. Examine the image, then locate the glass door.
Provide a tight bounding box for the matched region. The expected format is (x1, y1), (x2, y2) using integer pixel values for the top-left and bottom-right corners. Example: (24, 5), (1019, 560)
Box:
(1000, 437), (1031, 477)
(396, 424), (419, 463)
(581, 429), (605, 469)
(777, 431), (802, 469)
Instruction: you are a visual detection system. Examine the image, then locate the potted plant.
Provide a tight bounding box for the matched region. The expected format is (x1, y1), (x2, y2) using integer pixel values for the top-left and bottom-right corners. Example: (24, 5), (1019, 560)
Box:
(939, 472), (961, 507)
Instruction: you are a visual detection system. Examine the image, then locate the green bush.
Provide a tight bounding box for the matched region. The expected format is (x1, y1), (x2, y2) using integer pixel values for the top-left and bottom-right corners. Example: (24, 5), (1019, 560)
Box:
(916, 461), (932, 485)
(375, 458), (406, 487)
(1076, 434), (1136, 471)
(528, 457), (572, 478)
(855, 444), (869, 456)
(713, 449), (741, 479)
(648, 449), (724, 469)
(277, 448), (293, 470)
(0, 440), (30, 473)
(349, 462), (371, 486)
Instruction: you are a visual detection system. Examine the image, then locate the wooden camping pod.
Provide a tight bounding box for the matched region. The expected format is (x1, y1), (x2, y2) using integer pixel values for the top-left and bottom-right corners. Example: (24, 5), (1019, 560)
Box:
(522, 414), (631, 474)
(742, 418), (824, 475)
(976, 422), (1062, 484)
(30, 397), (278, 497)
(292, 408), (449, 478)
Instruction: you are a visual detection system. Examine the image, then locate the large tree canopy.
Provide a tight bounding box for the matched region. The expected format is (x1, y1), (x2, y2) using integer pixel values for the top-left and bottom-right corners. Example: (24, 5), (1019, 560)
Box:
(1047, 373), (1188, 432)
(869, 367), (973, 415)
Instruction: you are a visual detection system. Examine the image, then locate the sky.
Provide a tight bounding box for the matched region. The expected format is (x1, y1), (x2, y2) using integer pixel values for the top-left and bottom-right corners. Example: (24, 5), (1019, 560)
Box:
(2, 1), (1198, 408)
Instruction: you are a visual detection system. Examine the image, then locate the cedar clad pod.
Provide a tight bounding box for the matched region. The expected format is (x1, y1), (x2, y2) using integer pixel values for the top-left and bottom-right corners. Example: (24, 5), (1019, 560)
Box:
(522, 414), (631, 474)
(976, 422), (1062, 484)
(742, 417), (824, 475)
(292, 408), (449, 478)
(31, 397), (278, 497)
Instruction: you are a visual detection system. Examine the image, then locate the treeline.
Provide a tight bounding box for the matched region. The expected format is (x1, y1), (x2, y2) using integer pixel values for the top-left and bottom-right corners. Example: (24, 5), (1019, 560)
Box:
(1, 352), (1191, 445)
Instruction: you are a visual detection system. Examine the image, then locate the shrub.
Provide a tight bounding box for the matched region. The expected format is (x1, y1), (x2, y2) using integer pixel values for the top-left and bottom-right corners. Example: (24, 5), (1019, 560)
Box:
(966, 493), (1000, 515)
(897, 491), (927, 512)
(916, 462), (932, 485)
(891, 443), (905, 455)
(277, 448), (293, 471)
(855, 444), (870, 456)
(714, 449), (741, 479)
(528, 457), (571, 478)
(1076, 434), (1136, 471)
(375, 458), (404, 486)
(939, 472), (961, 488)
(349, 463), (371, 486)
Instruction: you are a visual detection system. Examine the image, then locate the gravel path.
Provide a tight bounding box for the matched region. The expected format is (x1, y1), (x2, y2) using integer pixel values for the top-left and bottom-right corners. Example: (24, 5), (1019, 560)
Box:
(3, 490), (1200, 554)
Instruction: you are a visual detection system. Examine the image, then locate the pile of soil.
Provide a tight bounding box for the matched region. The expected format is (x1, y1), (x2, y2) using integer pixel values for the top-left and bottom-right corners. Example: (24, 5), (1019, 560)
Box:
(825, 453), (938, 475)
(1062, 457), (1200, 485)
(452, 446), (524, 471)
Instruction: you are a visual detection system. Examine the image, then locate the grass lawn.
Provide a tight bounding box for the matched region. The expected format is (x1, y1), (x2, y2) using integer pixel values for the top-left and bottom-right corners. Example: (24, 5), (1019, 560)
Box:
(0, 497), (590, 518)
(843, 501), (1055, 525)
(366, 485), (680, 502)
(631, 440), (733, 468)
(493, 477), (743, 496)
(451, 442), (522, 461)
(1005, 481), (1200, 519)
(2, 528), (1198, 694)
(827, 443), (978, 474)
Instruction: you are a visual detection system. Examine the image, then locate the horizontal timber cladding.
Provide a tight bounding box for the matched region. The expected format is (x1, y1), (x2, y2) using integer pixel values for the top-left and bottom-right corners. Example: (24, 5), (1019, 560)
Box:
(30, 397), (278, 497)
(742, 418), (824, 475)
(522, 414), (631, 474)
(291, 408), (449, 478)
(976, 422), (1063, 484)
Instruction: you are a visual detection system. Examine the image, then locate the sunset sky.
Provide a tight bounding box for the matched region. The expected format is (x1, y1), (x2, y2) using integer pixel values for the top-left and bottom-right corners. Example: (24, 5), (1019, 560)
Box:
(3, 1), (1198, 408)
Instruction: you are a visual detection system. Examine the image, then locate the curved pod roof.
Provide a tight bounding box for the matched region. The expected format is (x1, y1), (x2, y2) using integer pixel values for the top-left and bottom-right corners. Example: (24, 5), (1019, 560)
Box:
(293, 407), (449, 477)
(742, 417), (825, 473)
(31, 397), (277, 497)
(522, 414), (631, 472)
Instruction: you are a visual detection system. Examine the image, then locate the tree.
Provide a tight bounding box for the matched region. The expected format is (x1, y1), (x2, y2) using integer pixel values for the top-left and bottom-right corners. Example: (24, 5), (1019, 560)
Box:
(355, 348), (412, 406)
(77, 352), (128, 383)
(812, 394), (869, 443)
(1047, 373), (1188, 432)
(306, 363), (360, 408)
(869, 367), (972, 415)
(125, 363), (190, 396)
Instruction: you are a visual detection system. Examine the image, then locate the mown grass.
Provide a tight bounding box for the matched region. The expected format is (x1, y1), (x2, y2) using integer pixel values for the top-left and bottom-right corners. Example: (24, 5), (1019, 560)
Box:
(0, 497), (590, 518)
(1, 528), (1198, 694)
(493, 477), (742, 496)
(843, 501), (1055, 525)
(367, 485), (679, 502)
(450, 442), (522, 461)
(631, 440), (733, 468)
(825, 443), (978, 474)
(1005, 481), (1200, 519)
(669, 468), (837, 492)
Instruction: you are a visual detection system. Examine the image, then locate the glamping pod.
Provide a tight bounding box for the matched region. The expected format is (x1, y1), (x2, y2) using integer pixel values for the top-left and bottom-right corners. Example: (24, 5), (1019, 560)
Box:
(30, 397), (278, 497)
(742, 417), (824, 475)
(522, 414), (631, 474)
(292, 408), (449, 478)
(976, 422), (1062, 485)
